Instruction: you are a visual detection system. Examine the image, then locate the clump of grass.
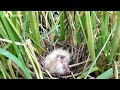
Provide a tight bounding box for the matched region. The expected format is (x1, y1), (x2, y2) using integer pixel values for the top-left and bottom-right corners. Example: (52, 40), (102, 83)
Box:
(0, 11), (120, 79)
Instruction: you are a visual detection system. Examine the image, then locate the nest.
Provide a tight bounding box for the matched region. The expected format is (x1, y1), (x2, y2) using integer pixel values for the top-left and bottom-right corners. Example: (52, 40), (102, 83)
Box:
(38, 40), (91, 79)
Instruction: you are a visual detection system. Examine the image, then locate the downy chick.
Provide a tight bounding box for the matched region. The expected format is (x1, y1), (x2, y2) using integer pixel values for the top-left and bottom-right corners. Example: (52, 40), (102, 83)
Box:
(44, 48), (71, 75)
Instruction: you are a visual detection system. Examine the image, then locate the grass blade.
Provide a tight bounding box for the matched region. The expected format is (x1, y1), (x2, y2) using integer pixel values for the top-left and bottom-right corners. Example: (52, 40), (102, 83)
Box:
(84, 23), (117, 79)
(29, 11), (43, 55)
(85, 11), (95, 61)
(7, 60), (17, 79)
(0, 48), (32, 79)
(60, 11), (65, 41)
(109, 12), (120, 64)
(96, 68), (113, 79)
(0, 61), (7, 79)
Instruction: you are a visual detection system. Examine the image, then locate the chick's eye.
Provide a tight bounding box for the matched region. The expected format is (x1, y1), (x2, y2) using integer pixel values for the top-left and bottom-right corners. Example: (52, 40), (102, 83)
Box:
(60, 55), (65, 59)
(56, 54), (60, 58)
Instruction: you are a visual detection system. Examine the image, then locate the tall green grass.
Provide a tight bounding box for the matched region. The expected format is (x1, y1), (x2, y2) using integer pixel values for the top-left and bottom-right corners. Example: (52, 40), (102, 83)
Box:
(0, 11), (120, 79)
(0, 11), (44, 79)
(85, 11), (95, 61)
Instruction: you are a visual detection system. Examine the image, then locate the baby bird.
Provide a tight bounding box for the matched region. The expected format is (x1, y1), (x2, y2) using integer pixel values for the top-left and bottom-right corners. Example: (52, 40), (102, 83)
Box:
(44, 48), (71, 75)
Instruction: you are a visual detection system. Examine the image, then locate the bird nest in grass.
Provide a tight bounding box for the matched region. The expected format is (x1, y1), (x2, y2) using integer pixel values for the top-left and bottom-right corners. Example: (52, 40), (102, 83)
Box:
(38, 41), (91, 79)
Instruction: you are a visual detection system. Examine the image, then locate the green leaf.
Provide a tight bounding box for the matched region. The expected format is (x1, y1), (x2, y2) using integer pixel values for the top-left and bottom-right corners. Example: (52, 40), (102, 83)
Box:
(77, 67), (101, 79)
(96, 68), (113, 79)
(0, 48), (32, 79)
(60, 11), (65, 41)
